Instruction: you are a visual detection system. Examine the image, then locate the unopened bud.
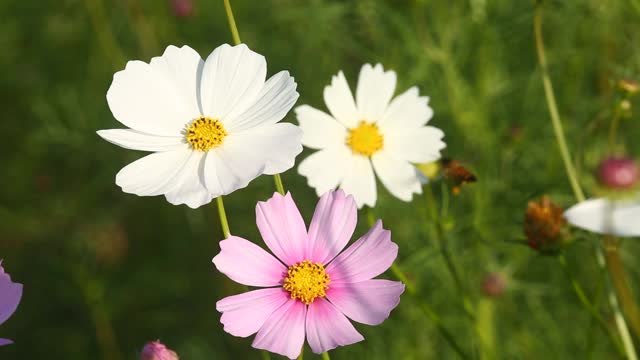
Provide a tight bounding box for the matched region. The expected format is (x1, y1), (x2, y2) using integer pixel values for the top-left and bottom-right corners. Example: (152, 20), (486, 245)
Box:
(524, 196), (569, 254)
(481, 272), (506, 298)
(618, 79), (639, 95)
(140, 341), (179, 360)
(597, 156), (639, 190)
(170, 0), (193, 18)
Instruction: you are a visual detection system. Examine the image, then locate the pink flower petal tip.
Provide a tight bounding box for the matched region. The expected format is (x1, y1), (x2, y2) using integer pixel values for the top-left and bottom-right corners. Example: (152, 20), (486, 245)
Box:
(140, 340), (179, 360)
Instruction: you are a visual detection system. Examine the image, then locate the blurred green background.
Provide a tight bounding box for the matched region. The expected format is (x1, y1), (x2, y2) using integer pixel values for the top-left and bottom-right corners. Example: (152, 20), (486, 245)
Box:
(1, 0), (640, 358)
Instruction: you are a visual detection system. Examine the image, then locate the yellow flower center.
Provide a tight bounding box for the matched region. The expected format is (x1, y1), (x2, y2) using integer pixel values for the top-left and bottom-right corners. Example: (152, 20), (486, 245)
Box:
(185, 116), (227, 151)
(346, 121), (383, 156)
(283, 260), (330, 304)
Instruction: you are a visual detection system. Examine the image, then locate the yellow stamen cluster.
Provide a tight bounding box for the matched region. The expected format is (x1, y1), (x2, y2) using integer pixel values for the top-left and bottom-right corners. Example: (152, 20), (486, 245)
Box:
(185, 116), (227, 151)
(283, 260), (330, 304)
(346, 121), (384, 156)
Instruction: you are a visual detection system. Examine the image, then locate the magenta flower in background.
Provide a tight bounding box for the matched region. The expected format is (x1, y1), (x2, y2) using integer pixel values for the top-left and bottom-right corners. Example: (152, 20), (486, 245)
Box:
(213, 190), (405, 359)
(0, 261), (23, 346)
(140, 340), (179, 360)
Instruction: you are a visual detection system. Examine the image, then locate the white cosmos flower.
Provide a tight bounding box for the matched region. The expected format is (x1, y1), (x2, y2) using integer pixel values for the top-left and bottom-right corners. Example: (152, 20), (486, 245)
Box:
(98, 44), (302, 208)
(564, 198), (640, 237)
(295, 64), (446, 208)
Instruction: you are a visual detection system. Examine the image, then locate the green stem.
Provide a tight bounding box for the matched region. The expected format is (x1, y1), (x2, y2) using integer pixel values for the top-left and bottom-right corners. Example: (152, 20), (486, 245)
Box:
(608, 106), (622, 152)
(321, 352), (330, 360)
(604, 237), (640, 339)
(223, 0), (242, 45)
(274, 174), (286, 195)
(533, 3), (585, 202)
(216, 196), (231, 239)
(534, 4), (637, 359)
(558, 255), (625, 356)
(366, 207), (467, 357)
(424, 184), (475, 319)
(84, 0), (126, 69)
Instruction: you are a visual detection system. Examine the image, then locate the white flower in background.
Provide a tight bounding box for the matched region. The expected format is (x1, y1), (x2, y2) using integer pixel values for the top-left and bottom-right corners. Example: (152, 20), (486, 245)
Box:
(295, 64), (445, 208)
(564, 156), (640, 237)
(564, 198), (640, 237)
(98, 44), (302, 208)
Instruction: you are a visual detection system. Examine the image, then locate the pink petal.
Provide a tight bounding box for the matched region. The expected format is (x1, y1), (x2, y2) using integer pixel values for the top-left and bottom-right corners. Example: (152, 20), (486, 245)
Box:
(0, 338), (12, 346)
(307, 190), (357, 264)
(326, 220), (398, 284)
(217, 288), (290, 338)
(256, 192), (308, 266)
(212, 236), (286, 287)
(326, 279), (404, 325)
(252, 299), (306, 359)
(0, 267), (22, 326)
(306, 298), (364, 354)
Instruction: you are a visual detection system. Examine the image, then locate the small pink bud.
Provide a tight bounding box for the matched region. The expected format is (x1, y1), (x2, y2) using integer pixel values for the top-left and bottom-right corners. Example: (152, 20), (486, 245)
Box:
(170, 0), (193, 18)
(140, 341), (179, 360)
(481, 272), (506, 298)
(597, 157), (639, 189)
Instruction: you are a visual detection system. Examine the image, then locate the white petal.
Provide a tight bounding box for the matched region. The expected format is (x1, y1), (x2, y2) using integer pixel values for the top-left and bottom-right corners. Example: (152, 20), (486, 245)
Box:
(298, 146), (351, 197)
(97, 129), (184, 152)
(323, 71), (358, 128)
(115, 147), (191, 197)
(340, 154), (377, 208)
(355, 64), (397, 122)
(565, 198), (640, 237)
(203, 123), (303, 196)
(164, 151), (213, 208)
(106, 45), (202, 136)
(380, 86), (433, 128)
(381, 126), (446, 163)
(295, 105), (346, 150)
(372, 151), (422, 202)
(200, 44), (266, 122)
(227, 71), (299, 132)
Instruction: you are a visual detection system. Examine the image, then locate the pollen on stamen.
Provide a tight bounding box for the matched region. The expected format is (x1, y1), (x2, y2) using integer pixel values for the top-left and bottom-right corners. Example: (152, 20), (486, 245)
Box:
(346, 120), (384, 157)
(283, 260), (330, 304)
(185, 116), (227, 151)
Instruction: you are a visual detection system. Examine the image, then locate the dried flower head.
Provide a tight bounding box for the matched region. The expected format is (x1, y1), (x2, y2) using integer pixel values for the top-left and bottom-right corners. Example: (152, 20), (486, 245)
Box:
(524, 196), (569, 253)
(442, 158), (477, 195)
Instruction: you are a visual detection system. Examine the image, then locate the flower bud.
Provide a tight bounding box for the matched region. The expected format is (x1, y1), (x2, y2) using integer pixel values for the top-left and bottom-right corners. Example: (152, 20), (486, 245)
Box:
(597, 156), (639, 190)
(140, 341), (179, 360)
(170, 0), (193, 18)
(524, 196), (569, 254)
(481, 272), (506, 298)
(618, 79), (639, 95)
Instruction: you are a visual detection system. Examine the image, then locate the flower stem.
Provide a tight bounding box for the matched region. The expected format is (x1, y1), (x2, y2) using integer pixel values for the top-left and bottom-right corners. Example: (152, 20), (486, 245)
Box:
(534, 4), (638, 359)
(608, 106), (622, 152)
(604, 236), (640, 338)
(558, 254), (626, 356)
(274, 174), (286, 195)
(424, 184), (475, 319)
(216, 196), (231, 239)
(321, 352), (330, 360)
(366, 207), (467, 358)
(223, 0), (242, 45)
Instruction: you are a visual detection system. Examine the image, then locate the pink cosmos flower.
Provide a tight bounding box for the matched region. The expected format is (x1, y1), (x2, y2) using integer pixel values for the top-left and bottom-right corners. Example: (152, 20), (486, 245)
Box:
(0, 260), (23, 346)
(212, 190), (405, 359)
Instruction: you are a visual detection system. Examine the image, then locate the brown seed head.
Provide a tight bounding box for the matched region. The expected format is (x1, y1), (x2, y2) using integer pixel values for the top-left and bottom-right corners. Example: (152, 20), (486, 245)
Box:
(524, 196), (568, 253)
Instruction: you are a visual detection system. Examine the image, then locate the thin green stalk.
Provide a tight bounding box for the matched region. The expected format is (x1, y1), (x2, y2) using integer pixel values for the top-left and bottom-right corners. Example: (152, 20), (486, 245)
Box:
(424, 184), (475, 319)
(321, 352), (330, 360)
(216, 196), (231, 239)
(274, 174), (286, 195)
(223, 0), (242, 45)
(366, 207), (467, 358)
(534, 4), (637, 359)
(558, 255), (625, 356)
(608, 106), (622, 152)
(605, 237), (640, 338)
(84, 0), (126, 69)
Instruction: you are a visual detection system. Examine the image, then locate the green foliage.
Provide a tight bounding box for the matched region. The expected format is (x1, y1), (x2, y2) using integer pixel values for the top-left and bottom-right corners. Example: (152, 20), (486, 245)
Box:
(1, 0), (639, 358)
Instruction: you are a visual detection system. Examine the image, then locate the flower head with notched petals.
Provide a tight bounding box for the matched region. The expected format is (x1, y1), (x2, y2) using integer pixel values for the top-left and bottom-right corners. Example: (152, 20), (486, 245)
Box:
(212, 190), (404, 359)
(296, 64), (446, 208)
(98, 44), (302, 208)
(0, 261), (23, 346)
